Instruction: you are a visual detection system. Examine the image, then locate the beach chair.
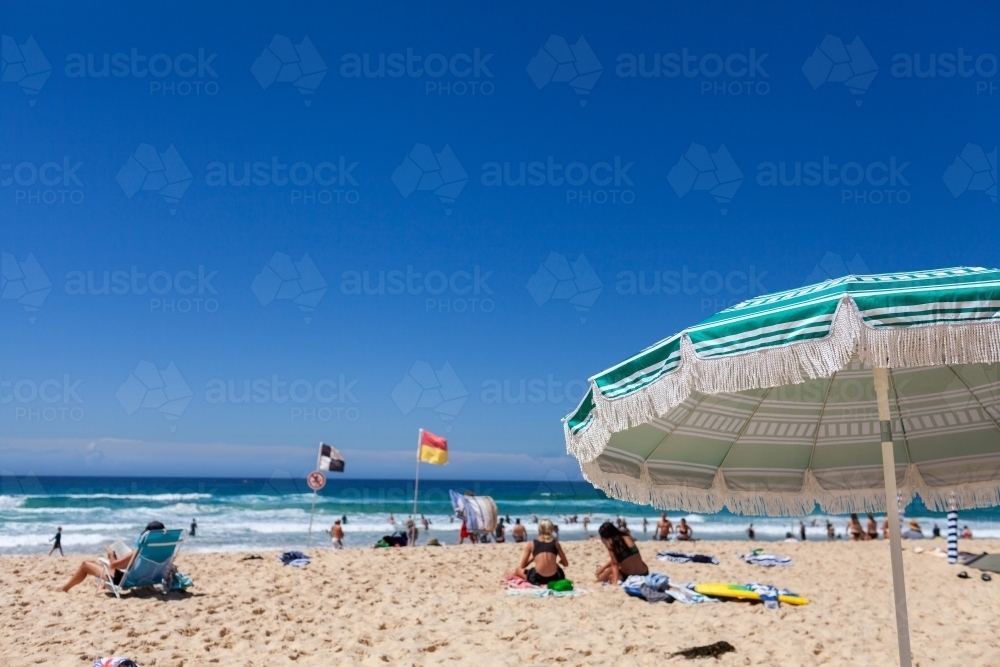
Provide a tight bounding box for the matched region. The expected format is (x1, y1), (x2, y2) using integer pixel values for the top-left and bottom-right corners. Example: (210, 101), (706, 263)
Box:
(99, 528), (185, 599)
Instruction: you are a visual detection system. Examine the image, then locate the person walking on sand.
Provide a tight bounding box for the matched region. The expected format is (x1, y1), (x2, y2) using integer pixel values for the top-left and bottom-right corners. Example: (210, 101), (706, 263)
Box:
(655, 513), (673, 541)
(799, 521), (806, 541)
(48, 527), (64, 556)
(330, 520), (344, 549)
(189, 518), (197, 537)
(406, 518), (418, 546)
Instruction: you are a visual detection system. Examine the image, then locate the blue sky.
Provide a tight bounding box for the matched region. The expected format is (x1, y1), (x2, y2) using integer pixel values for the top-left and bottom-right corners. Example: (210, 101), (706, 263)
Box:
(1, 2), (997, 479)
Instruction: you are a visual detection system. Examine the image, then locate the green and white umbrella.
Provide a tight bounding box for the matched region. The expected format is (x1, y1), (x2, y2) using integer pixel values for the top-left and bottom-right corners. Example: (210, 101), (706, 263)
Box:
(563, 266), (1000, 667)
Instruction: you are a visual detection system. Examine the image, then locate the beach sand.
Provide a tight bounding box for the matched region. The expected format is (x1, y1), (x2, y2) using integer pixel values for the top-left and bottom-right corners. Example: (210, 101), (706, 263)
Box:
(3, 538), (999, 667)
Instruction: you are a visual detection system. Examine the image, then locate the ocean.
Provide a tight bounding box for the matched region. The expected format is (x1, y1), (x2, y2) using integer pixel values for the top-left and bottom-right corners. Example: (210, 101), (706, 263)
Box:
(3, 476), (999, 555)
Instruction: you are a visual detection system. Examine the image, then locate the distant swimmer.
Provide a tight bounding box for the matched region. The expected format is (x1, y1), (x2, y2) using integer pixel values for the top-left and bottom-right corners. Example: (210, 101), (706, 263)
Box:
(388, 514), (395, 525)
(330, 520), (344, 549)
(48, 527), (64, 556)
(342, 514), (348, 525)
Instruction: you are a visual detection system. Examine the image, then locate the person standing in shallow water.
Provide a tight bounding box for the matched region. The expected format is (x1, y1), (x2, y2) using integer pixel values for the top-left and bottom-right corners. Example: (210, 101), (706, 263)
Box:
(799, 521), (806, 541)
(190, 519), (197, 537)
(48, 527), (64, 556)
(747, 524), (755, 540)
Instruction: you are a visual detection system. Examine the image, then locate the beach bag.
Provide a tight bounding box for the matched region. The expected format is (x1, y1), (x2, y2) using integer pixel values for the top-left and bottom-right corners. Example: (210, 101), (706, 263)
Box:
(547, 579), (574, 592)
(92, 659), (140, 667)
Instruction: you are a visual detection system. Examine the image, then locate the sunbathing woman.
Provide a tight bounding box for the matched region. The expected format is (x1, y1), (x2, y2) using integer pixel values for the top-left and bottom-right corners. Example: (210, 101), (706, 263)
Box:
(513, 519), (569, 585)
(595, 521), (649, 583)
(59, 521), (164, 592)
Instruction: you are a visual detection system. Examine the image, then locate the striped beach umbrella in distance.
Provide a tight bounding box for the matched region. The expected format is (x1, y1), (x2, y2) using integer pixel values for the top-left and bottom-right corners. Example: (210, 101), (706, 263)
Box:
(563, 267), (1000, 667)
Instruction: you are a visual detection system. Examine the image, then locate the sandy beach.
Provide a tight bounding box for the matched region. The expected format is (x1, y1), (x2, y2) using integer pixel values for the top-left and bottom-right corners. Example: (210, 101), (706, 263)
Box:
(3, 538), (998, 667)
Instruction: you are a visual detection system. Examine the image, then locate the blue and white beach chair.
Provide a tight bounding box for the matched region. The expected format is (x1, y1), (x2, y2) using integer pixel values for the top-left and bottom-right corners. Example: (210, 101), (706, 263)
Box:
(100, 528), (185, 599)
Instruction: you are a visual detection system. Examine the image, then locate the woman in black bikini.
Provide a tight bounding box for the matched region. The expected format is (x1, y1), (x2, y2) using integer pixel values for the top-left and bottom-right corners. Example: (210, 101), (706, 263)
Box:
(514, 519), (569, 585)
(596, 521), (649, 583)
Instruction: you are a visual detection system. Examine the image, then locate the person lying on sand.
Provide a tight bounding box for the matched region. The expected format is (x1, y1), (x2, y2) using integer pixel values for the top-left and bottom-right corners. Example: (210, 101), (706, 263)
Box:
(512, 519), (568, 586)
(595, 521), (649, 583)
(59, 521), (164, 592)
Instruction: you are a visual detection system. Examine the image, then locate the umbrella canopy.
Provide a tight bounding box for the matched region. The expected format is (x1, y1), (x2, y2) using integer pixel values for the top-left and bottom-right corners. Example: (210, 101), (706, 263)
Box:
(565, 266), (1000, 515)
(563, 266), (1000, 667)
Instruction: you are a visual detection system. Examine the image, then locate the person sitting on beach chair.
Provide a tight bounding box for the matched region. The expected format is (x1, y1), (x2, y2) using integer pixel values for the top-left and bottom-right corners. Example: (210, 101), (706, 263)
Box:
(60, 521), (171, 593)
(512, 519), (569, 586)
(595, 521), (649, 583)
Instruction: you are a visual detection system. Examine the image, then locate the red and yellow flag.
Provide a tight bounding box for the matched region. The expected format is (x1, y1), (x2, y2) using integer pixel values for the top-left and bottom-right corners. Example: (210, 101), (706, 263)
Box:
(418, 429), (448, 465)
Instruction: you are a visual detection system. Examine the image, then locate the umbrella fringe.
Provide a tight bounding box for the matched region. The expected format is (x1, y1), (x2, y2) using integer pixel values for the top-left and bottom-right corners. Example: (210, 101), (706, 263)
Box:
(579, 460), (1000, 516)
(569, 298), (1000, 468)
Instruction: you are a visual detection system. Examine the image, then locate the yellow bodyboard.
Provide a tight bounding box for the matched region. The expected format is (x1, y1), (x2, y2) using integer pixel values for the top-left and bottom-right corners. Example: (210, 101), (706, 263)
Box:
(693, 583), (808, 605)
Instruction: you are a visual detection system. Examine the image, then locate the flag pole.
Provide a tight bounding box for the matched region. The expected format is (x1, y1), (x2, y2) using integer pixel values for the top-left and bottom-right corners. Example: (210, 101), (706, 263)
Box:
(413, 428), (423, 516)
(307, 489), (317, 548)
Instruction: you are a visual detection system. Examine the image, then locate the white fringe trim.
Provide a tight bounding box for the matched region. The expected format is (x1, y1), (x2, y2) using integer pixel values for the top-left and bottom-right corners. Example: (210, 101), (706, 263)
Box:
(567, 297), (1000, 464)
(579, 460), (1000, 515)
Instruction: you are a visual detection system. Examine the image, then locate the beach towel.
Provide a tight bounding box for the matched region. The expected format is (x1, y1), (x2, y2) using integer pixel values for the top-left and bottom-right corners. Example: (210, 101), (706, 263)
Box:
(502, 575), (586, 597)
(738, 552), (792, 567)
(657, 551), (719, 565)
(965, 553), (1000, 573)
(667, 583), (718, 604)
(620, 573), (715, 604)
(92, 660), (141, 667)
(278, 551), (310, 567)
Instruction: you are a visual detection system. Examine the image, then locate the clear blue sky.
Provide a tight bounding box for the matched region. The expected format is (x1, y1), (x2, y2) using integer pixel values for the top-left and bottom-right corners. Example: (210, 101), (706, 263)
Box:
(1, 2), (996, 479)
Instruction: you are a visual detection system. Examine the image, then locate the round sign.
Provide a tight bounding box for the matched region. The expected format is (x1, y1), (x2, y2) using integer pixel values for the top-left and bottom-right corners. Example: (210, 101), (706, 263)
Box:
(306, 471), (326, 491)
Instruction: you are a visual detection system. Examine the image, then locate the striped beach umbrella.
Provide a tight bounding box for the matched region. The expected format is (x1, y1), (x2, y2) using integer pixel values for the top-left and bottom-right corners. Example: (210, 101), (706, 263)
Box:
(563, 267), (1000, 667)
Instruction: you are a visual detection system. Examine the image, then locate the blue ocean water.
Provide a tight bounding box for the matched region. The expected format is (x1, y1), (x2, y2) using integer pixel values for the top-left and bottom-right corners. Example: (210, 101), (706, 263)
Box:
(2, 476), (998, 555)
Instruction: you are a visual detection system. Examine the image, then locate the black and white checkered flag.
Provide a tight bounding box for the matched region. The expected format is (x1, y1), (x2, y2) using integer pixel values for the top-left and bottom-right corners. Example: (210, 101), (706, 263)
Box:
(317, 443), (344, 472)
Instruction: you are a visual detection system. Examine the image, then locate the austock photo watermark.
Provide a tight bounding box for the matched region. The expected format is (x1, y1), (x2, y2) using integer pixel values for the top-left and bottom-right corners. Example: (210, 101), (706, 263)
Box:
(116, 361), (361, 427)
(339, 46), (495, 97)
(1, 157), (86, 205)
(205, 155), (361, 206)
(63, 265), (221, 314)
(0, 374), (85, 423)
(480, 156), (635, 205)
(615, 264), (770, 313)
(340, 265), (495, 314)
(391, 360), (587, 428)
(64, 46), (220, 96)
(204, 373), (360, 423)
(616, 47), (770, 98)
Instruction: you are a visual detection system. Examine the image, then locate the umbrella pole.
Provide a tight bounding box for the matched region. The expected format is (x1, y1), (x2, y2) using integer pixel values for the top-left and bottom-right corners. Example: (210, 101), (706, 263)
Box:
(874, 367), (913, 667)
